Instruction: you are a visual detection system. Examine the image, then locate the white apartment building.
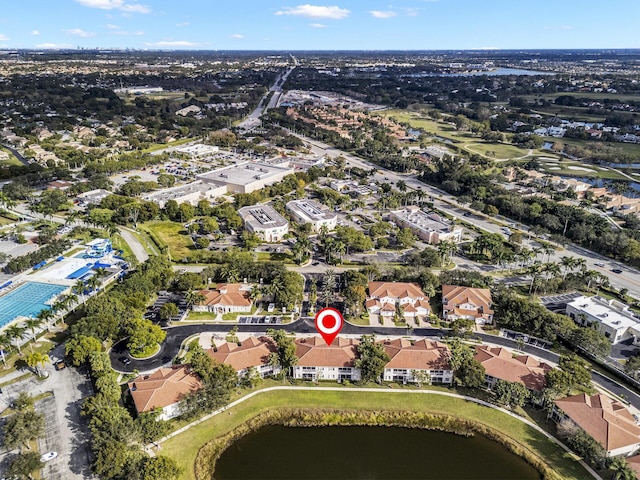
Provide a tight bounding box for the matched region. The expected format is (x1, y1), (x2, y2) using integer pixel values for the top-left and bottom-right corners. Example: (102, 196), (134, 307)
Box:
(566, 295), (640, 345)
(390, 206), (462, 244)
(143, 181), (228, 207)
(286, 199), (337, 232)
(238, 205), (289, 242)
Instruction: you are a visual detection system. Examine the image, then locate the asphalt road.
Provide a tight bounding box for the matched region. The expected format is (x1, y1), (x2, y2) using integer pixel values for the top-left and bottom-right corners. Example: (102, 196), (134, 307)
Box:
(110, 320), (640, 411)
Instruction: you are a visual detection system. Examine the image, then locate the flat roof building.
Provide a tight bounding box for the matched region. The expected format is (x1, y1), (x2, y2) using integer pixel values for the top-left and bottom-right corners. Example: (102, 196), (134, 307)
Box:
(390, 206), (462, 244)
(286, 199), (337, 232)
(238, 205), (289, 242)
(197, 161), (294, 194)
(566, 295), (640, 345)
(143, 181), (228, 208)
(174, 144), (219, 158)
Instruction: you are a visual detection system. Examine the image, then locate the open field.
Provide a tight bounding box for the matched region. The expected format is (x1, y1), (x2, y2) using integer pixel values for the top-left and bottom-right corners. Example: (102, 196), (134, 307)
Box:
(140, 221), (193, 258)
(465, 142), (532, 159)
(161, 387), (591, 480)
(375, 110), (466, 143)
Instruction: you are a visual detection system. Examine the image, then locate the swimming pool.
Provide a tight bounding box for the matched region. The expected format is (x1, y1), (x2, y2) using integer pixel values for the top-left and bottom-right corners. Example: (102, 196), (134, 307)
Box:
(0, 282), (67, 328)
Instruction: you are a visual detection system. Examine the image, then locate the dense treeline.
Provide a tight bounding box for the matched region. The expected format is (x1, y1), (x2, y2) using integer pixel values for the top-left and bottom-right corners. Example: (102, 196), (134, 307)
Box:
(422, 156), (640, 263)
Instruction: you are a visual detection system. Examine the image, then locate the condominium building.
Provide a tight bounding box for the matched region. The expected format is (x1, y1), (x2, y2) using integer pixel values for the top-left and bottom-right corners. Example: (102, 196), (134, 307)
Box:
(143, 181), (228, 207)
(390, 206), (462, 244)
(286, 199), (337, 232)
(566, 295), (640, 345)
(238, 205), (289, 242)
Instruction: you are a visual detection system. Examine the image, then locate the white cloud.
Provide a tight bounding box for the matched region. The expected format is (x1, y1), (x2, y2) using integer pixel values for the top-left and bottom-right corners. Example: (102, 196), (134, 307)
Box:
(0, 34), (8, 41)
(230, 34), (244, 39)
(370, 10), (396, 18)
(145, 40), (199, 48)
(65, 28), (96, 38)
(309, 23), (326, 28)
(106, 23), (120, 29)
(75, 0), (150, 14)
(275, 5), (350, 19)
(35, 43), (73, 49)
(176, 22), (190, 27)
(30, 30), (40, 36)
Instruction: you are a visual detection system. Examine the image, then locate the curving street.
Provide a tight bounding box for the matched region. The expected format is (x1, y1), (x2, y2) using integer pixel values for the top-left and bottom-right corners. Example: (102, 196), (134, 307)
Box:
(110, 319), (640, 412)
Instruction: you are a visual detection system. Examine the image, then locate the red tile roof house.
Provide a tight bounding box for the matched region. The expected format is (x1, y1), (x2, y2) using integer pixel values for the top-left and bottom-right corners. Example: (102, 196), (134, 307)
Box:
(552, 393), (640, 457)
(382, 338), (453, 385)
(365, 282), (431, 322)
(474, 345), (552, 391)
(127, 365), (202, 421)
(293, 337), (360, 382)
(442, 285), (494, 325)
(192, 283), (252, 314)
(207, 336), (280, 379)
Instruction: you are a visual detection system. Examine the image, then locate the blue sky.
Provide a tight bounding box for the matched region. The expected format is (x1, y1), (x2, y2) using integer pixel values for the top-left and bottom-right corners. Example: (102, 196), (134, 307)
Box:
(0, 0), (638, 50)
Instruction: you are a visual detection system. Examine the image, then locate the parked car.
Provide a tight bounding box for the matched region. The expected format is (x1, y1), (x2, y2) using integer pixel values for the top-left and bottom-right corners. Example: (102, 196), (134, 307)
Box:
(611, 268), (623, 274)
(40, 452), (58, 462)
(594, 262), (605, 267)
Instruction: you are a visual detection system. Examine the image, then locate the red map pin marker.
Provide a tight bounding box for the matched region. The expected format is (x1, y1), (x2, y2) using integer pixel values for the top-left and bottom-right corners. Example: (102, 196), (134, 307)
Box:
(315, 307), (344, 346)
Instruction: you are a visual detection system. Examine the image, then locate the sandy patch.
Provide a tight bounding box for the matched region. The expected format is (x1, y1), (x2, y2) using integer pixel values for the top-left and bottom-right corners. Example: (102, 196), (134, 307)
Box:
(567, 166), (596, 173)
(547, 167), (561, 170)
(598, 167), (609, 171)
(544, 162), (559, 166)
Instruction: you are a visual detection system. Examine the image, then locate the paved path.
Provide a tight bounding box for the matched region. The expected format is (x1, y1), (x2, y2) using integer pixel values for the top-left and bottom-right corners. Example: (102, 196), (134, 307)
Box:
(148, 385), (601, 480)
(117, 227), (149, 263)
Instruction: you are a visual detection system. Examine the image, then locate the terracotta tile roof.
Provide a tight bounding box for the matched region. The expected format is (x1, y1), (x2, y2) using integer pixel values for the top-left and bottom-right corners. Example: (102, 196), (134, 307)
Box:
(127, 365), (202, 414)
(207, 336), (276, 372)
(554, 393), (640, 452)
(368, 282), (427, 300)
(474, 345), (552, 391)
(198, 283), (252, 308)
(442, 285), (493, 320)
(383, 338), (451, 370)
(626, 454), (640, 477)
(295, 337), (359, 368)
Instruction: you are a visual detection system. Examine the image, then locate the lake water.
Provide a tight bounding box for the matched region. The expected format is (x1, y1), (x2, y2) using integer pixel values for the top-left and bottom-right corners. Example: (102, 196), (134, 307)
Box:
(214, 425), (542, 480)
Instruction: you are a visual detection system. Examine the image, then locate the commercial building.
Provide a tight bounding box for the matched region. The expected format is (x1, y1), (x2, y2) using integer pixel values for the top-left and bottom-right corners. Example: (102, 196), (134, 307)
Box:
(442, 285), (494, 325)
(286, 199), (337, 232)
(293, 337), (360, 382)
(143, 181), (228, 208)
(382, 339), (452, 385)
(474, 345), (552, 391)
(207, 337), (280, 379)
(127, 366), (201, 420)
(238, 205), (289, 242)
(552, 393), (640, 457)
(390, 206), (462, 244)
(76, 189), (112, 207)
(174, 144), (219, 158)
(565, 295), (640, 345)
(197, 162), (294, 194)
(192, 283), (253, 314)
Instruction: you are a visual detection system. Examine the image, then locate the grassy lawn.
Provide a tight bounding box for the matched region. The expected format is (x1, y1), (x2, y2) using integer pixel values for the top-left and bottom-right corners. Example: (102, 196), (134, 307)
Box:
(111, 233), (137, 261)
(0, 339), (55, 380)
(537, 155), (633, 181)
(254, 251), (294, 263)
(0, 146), (23, 167)
(465, 142), (532, 159)
(0, 215), (14, 226)
(347, 315), (370, 326)
(374, 109), (465, 143)
(140, 221), (193, 259)
(161, 388), (591, 480)
(186, 311), (217, 321)
(143, 137), (193, 153)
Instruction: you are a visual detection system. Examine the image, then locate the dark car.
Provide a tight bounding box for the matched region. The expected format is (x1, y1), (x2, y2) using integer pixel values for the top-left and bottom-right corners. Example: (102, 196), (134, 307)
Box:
(611, 268), (623, 274)
(463, 212), (472, 217)
(119, 356), (132, 366)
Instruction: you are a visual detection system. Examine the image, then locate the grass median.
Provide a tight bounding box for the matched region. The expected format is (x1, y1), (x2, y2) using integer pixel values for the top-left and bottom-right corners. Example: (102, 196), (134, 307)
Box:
(160, 387), (591, 480)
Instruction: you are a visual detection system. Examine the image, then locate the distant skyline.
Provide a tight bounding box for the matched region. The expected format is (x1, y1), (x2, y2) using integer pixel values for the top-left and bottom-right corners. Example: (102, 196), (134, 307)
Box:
(0, 0), (638, 51)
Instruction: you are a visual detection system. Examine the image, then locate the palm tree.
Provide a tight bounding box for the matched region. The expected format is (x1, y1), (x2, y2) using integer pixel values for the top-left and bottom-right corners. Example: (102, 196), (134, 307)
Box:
(87, 275), (100, 293)
(608, 456), (636, 480)
(560, 256), (577, 280)
(24, 317), (42, 345)
(185, 290), (206, 309)
(37, 308), (55, 332)
(0, 333), (11, 365)
(322, 269), (336, 307)
(26, 352), (50, 377)
(73, 279), (86, 302)
(6, 324), (26, 354)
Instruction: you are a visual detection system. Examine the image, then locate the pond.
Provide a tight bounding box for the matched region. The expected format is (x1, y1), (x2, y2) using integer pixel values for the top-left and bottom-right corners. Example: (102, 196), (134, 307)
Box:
(213, 425), (542, 479)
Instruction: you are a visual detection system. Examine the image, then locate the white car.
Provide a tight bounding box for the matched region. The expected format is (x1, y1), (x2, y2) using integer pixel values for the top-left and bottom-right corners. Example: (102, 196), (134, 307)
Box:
(40, 452), (58, 462)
